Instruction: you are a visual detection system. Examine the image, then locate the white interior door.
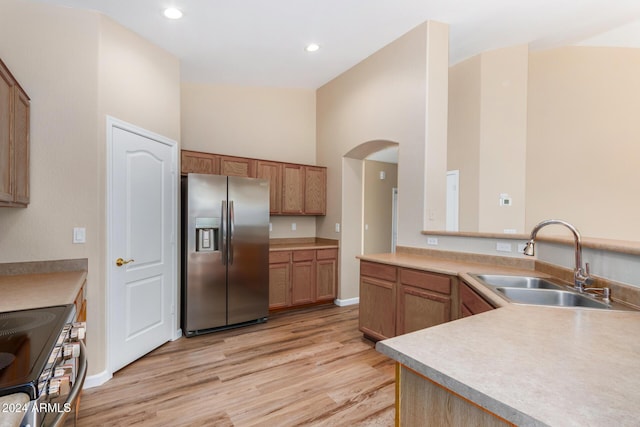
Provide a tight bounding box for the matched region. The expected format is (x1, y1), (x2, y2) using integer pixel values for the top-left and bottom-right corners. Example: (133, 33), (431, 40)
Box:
(108, 117), (177, 373)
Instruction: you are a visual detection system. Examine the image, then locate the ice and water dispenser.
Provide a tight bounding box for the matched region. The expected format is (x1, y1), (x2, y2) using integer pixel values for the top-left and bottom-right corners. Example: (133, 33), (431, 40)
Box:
(195, 217), (220, 252)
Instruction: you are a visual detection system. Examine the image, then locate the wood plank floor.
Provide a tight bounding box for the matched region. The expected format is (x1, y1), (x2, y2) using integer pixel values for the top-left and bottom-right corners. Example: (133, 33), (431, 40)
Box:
(77, 305), (396, 426)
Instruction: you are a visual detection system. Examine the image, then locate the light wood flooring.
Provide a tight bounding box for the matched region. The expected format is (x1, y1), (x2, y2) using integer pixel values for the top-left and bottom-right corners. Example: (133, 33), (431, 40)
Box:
(77, 305), (396, 426)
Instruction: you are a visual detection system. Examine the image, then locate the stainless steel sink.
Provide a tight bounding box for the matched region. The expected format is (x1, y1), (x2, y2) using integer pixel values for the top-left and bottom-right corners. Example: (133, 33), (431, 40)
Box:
(495, 287), (610, 309)
(472, 274), (563, 290)
(469, 273), (613, 309)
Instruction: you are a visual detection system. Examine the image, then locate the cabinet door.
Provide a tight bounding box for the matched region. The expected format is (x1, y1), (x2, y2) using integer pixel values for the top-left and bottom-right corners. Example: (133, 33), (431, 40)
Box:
(459, 282), (494, 317)
(359, 276), (396, 341)
(316, 254), (337, 302)
(269, 262), (291, 309)
(291, 260), (315, 305)
(220, 156), (256, 177)
(181, 150), (219, 175)
(0, 62), (13, 203)
(13, 87), (29, 204)
(397, 285), (451, 335)
(282, 164), (305, 214)
(304, 166), (326, 215)
(256, 160), (282, 214)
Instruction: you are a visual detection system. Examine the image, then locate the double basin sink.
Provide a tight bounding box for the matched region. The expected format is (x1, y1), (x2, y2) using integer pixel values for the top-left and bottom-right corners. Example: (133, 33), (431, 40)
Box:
(470, 274), (612, 309)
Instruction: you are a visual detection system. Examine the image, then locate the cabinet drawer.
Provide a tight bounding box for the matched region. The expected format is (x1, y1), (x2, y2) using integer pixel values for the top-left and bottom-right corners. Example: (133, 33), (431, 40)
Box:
(360, 261), (397, 282)
(400, 268), (451, 295)
(269, 251), (291, 264)
(293, 250), (315, 262)
(317, 248), (338, 260)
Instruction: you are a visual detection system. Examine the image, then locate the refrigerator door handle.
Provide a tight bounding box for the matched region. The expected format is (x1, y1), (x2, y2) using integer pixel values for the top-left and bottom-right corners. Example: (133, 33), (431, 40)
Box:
(221, 200), (227, 265)
(229, 200), (235, 265)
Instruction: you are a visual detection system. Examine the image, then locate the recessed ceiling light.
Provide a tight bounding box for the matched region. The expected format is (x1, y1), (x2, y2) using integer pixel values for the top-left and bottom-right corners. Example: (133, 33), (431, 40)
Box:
(164, 7), (183, 20)
(305, 43), (320, 53)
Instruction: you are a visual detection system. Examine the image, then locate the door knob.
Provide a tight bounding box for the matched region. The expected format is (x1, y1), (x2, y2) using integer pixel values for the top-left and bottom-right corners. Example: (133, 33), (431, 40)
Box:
(116, 258), (135, 267)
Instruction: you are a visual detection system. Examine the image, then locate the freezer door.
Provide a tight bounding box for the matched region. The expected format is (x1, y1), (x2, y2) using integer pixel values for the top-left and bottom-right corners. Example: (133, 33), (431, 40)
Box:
(185, 174), (228, 332)
(227, 176), (270, 324)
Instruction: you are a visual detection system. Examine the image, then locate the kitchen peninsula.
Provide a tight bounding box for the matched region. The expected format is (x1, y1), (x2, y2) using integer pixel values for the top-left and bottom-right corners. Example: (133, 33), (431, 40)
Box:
(358, 249), (640, 426)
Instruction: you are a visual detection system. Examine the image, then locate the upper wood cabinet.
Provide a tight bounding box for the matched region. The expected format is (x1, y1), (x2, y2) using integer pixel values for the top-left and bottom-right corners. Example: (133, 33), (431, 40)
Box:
(181, 150), (219, 175)
(304, 166), (326, 215)
(0, 58), (30, 208)
(219, 155), (256, 177)
(281, 163), (327, 216)
(256, 160), (282, 214)
(282, 163), (305, 214)
(182, 149), (326, 215)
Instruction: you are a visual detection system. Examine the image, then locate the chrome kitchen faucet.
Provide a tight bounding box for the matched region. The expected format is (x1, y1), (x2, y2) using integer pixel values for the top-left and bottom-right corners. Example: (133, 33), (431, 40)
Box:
(523, 219), (593, 292)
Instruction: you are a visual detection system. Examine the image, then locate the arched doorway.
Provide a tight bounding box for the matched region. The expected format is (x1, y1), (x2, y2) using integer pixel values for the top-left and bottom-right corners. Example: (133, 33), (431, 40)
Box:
(336, 140), (399, 306)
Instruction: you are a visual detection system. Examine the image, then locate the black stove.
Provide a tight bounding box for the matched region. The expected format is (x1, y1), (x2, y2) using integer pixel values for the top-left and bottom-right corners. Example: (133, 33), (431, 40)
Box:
(0, 305), (75, 399)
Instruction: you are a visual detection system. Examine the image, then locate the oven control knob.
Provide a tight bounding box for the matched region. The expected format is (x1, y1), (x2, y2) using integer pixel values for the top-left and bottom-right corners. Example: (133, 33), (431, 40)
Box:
(71, 323), (86, 341)
(63, 342), (81, 359)
(48, 376), (70, 397)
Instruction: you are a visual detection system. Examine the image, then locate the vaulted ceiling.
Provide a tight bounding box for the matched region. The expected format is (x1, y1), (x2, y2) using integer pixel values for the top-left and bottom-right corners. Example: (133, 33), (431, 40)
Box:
(32, 0), (640, 88)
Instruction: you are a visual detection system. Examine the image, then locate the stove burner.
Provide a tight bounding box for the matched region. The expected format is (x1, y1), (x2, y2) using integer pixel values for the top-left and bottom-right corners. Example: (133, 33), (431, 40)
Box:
(0, 352), (15, 370)
(0, 310), (56, 336)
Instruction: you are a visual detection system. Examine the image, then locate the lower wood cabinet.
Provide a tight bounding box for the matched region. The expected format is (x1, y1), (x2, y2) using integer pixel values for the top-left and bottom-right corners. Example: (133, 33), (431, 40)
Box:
(269, 247), (338, 310)
(359, 260), (458, 340)
(459, 281), (495, 317)
(268, 251), (291, 309)
(398, 364), (511, 426)
(397, 269), (452, 335)
(316, 249), (338, 301)
(291, 250), (315, 305)
(359, 261), (397, 340)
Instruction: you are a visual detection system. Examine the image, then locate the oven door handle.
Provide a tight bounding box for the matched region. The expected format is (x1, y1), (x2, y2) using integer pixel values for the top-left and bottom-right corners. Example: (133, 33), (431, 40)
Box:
(50, 340), (87, 427)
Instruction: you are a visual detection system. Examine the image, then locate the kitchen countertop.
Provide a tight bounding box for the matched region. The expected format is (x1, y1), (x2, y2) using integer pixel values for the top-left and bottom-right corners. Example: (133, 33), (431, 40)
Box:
(360, 252), (640, 426)
(270, 241), (339, 251)
(0, 393), (29, 427)
(0, 270), (86, 312)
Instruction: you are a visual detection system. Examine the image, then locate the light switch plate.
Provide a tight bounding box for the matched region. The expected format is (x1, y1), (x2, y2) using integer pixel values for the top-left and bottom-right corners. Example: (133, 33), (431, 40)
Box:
(427, 237), (438, 245)
(73, 227), (86, 244)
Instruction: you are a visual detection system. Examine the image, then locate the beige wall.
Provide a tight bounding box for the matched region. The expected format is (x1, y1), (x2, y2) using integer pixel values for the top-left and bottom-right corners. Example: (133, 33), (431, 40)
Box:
(96, 15), (181, 376)
(527, 47), (640, 240)
(0, 0), (102, 371)
(317, 21), (448, 300)
(478, 45), (528, 233)
(448, 55), (481, 232)
(181, 83), (317, 238)
(0, 1), (180, 378)
(363, 160), (398, 254)
(449, 45), (640, 241)
(448, 45), (528, 234)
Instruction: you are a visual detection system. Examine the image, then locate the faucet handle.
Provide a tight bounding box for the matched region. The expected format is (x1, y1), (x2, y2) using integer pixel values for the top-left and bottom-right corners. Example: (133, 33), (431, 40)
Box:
(585, 262), (591, 275)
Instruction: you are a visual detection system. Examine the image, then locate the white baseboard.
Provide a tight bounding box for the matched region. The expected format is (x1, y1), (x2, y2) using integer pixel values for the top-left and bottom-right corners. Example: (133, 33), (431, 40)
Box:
(334, 297), (359, 306)
(83, 369), (112, 389)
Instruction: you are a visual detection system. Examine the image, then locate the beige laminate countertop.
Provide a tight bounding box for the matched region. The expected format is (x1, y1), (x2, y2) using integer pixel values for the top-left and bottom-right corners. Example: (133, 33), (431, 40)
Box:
(0, 271), (86, 312)
(360, 252), (640, 426)
(0, 393), (29, 427)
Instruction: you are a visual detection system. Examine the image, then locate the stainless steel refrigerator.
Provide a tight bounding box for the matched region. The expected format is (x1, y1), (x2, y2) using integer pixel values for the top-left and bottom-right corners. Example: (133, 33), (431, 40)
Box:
(181, 173), (269, 336)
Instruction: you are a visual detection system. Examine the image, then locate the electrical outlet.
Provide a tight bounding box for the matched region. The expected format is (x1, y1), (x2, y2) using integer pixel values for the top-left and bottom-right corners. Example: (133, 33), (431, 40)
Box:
(496, 242), (512, 252)
(291, 223), (296, 231)
(269, 223), (272, 232)
(427, 237), (438, 245)
(335, 223), (340, 233)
